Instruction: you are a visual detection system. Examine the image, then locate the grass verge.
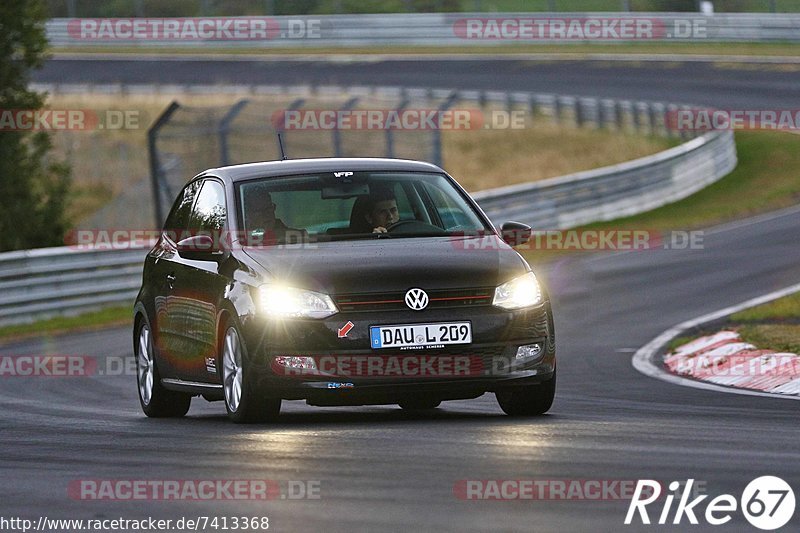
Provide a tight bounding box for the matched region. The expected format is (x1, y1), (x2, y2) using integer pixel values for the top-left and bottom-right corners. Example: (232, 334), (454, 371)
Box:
(732, 292), (800, 353)
(519, 131), (800, 265)
(737, 324), (800, 354)
(583, 131), (800, 231)
(442, 117), (674, 191)
(667, 292), (800, 356)
(0, 306), (132, 344)
(731, 292), (800, 322)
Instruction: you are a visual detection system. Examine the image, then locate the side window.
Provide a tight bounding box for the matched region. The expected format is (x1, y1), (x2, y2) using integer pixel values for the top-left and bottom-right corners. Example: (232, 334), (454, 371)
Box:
(164, 180), (201, 233)
(190, 180), (226, 234)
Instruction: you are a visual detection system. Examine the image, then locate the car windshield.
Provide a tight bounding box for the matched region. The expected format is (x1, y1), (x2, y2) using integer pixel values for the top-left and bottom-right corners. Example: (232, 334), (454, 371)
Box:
(235, 171), (490, 245)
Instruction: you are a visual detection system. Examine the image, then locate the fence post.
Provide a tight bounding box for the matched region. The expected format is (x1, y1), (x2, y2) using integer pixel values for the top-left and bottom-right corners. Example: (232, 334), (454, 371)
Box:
(218, 99), (250, 166)
(148, 101), (181, 228)
(665, 104), (679, 138)
(386, 98), (409, 158)
(648, 102), (661, 136)
(333, 97), (359, 157)
(599, 99), (614, 130)
(632, 102), (645, 133)
(432, 92), (459, 167)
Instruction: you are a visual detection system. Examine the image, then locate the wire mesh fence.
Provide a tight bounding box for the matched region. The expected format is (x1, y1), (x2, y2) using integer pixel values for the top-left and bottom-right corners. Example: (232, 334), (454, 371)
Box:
(147, 88), (443, 226)
(139, 85), (696, 228)
(39, 83), (700, 231)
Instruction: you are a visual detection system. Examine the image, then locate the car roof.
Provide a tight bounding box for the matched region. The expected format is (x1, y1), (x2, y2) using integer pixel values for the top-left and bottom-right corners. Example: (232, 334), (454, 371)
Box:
(200, 157), (445, 183)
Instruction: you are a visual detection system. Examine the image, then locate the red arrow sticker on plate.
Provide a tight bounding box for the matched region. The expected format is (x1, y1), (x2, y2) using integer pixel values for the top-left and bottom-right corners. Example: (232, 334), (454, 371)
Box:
(338, 321), (355, 338)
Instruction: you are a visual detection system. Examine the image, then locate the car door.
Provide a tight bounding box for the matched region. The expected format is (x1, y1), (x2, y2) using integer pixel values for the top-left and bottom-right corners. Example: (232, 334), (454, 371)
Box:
(169, 178), (230, 383)
(151, 179), (201, 381)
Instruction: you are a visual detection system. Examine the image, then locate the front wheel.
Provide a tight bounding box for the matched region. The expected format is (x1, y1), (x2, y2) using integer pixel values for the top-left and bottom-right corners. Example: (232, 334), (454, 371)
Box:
(221, 322), (281, 424)
(495, 371), (556, 416)
(135, 320), (191, 418)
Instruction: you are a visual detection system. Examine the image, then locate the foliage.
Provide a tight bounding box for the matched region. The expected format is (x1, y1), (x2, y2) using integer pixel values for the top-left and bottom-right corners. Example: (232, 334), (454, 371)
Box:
(0, 0), (71, 252)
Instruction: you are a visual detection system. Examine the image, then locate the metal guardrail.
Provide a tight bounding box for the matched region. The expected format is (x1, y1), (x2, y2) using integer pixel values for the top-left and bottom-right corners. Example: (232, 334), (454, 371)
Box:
(0, 86), (737, 327)
(0, 246), (147, 327)
(474, 129), (736, 229)
(45, 13), (800, 47)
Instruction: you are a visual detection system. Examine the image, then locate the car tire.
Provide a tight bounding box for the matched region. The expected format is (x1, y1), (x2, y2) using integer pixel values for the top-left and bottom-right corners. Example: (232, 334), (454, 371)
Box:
(398, 398), (441, 410)
(221, 320), (281, 424)
(495, 371), (556, 416)
(135, 319), (191, 418)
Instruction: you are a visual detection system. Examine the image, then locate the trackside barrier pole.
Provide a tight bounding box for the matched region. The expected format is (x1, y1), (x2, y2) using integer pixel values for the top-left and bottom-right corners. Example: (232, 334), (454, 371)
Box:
(147, 101), (180, 228)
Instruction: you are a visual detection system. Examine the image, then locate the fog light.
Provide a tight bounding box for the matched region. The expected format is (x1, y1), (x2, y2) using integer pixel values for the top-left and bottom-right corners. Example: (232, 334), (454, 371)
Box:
(515, 343), (543, 361)
(272, 356), (318, 374)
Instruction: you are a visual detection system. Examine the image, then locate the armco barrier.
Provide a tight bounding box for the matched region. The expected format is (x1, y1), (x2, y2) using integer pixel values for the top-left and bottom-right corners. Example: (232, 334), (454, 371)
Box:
(0, 87), (737, 326)
(473, 129), (736, 229)
(45, 13), (800, 48)
(0, 245), (148, 327)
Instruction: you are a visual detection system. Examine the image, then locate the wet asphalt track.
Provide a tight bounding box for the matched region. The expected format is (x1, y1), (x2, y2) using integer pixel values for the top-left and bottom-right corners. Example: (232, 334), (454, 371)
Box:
(2, 56), (798, 532)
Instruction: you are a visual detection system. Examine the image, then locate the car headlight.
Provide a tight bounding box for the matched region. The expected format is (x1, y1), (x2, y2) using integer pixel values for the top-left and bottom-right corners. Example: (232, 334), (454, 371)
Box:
(259, 285), (339, 319)
(492, 272), (542, 310)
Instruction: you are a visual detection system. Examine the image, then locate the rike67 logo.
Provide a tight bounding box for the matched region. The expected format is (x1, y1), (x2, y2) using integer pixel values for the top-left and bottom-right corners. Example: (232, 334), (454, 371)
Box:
(625, 477), (795, 530)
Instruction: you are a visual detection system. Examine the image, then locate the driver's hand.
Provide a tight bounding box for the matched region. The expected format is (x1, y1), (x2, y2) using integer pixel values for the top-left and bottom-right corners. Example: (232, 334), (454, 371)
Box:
(372, 227), (388, 233)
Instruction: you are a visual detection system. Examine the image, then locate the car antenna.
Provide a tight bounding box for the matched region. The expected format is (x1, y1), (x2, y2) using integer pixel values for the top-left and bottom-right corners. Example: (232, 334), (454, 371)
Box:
(276, 132), (289, 160)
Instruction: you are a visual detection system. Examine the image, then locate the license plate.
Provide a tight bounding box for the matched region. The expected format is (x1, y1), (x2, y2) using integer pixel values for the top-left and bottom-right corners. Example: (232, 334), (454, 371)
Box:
(370, 322), (472, 349)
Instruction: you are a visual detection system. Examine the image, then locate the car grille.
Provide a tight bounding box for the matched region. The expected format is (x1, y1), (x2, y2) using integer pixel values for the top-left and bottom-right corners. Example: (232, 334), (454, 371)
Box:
(335, 287), (493, 312)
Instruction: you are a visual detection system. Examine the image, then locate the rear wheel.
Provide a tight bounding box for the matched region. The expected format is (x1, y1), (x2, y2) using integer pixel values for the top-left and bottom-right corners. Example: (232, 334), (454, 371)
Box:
(496, 371), (556, 416)
(222, 321), (281, 423)
(135, 320), (191, 418)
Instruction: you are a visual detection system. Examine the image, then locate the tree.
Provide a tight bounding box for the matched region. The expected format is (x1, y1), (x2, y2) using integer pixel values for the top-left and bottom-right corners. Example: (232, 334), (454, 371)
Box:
(0, 0), (71, 252)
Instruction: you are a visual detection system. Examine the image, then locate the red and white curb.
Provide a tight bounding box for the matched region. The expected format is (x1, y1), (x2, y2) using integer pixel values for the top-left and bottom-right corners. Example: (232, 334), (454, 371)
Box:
(664, 331), (800, 395)
(632, 282), (800, 400)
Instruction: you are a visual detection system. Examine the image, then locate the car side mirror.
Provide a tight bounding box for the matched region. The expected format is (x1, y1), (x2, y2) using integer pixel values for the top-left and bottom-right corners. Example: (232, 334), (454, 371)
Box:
(501, 221), (532, 247)
(176, 235), (225, 261)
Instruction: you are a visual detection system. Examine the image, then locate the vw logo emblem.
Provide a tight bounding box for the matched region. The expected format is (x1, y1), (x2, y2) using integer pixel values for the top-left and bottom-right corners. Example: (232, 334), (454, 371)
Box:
(405, 288), (429, 311)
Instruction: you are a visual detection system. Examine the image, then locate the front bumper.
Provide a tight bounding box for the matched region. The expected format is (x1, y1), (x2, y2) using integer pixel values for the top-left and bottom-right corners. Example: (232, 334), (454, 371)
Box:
(239, 300), (556, 405)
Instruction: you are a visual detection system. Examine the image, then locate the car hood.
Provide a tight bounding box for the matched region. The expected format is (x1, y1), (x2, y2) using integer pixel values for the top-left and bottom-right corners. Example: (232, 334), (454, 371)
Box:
(242, 235), (529, 294)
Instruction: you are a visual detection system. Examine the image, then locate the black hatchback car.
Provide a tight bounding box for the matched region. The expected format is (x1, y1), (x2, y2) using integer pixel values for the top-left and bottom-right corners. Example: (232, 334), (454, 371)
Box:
(133, 158), (556, 422)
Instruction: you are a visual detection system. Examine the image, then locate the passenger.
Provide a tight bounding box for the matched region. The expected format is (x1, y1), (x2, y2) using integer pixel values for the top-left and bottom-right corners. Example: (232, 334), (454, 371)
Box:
(243, 188), (305, 245)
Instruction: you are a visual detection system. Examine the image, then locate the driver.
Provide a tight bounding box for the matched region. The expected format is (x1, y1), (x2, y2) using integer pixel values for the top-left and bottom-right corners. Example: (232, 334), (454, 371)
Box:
(364, 186), (400, 233)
